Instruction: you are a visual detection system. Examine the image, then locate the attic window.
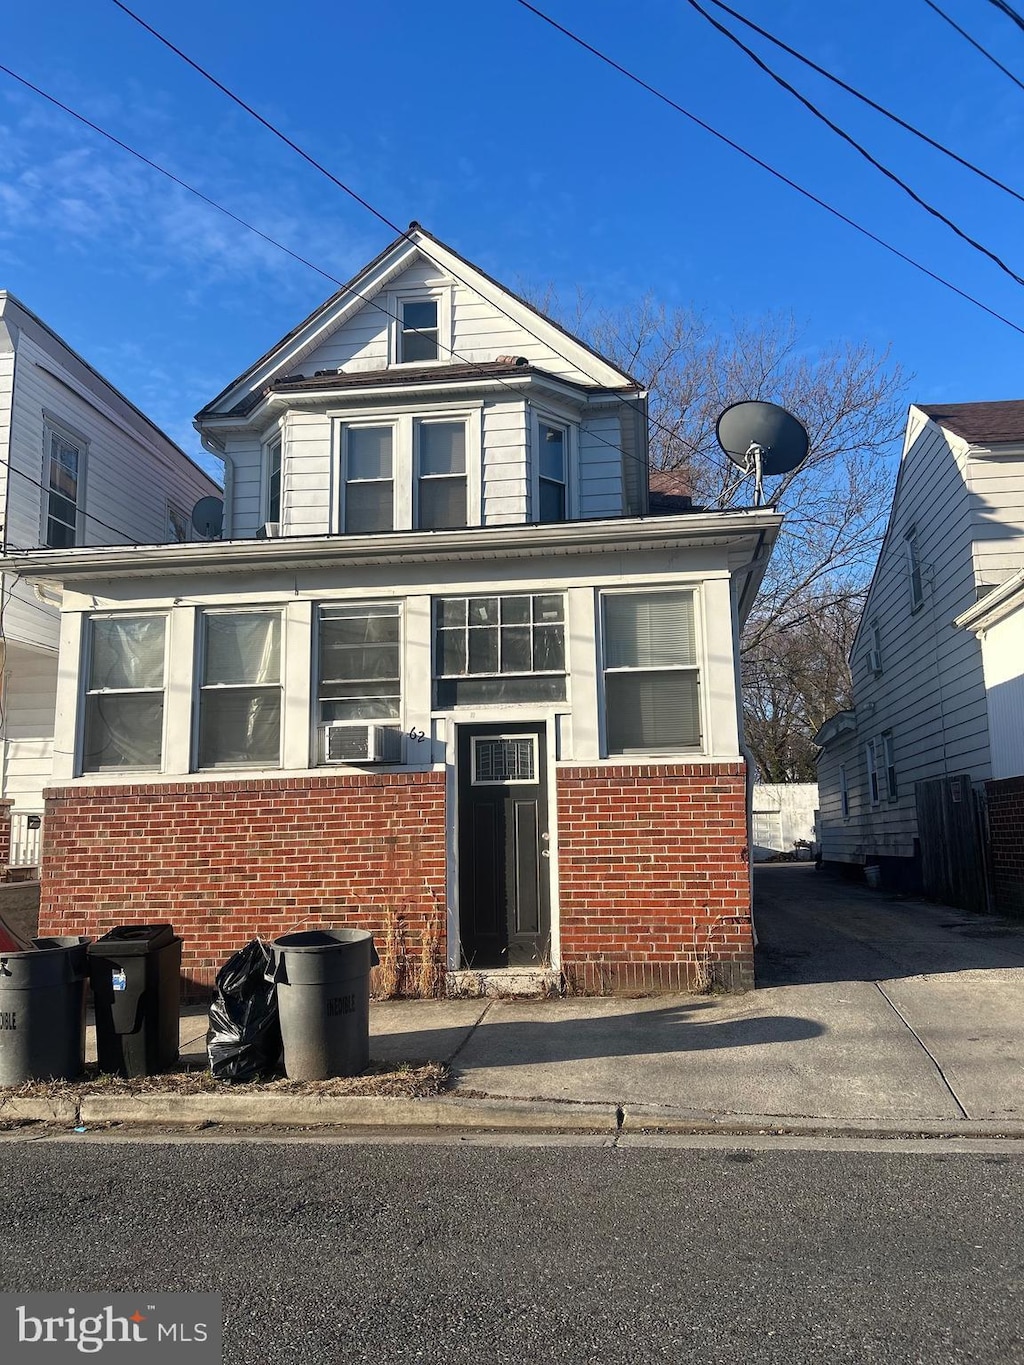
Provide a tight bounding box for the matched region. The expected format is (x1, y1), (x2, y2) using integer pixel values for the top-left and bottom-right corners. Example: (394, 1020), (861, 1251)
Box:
(399, 300), (439, 363)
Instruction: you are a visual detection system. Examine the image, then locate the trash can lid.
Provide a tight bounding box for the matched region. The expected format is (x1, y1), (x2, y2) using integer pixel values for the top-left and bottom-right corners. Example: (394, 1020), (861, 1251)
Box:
(272, 928), (375, 952)
(89, 923), (176, 954)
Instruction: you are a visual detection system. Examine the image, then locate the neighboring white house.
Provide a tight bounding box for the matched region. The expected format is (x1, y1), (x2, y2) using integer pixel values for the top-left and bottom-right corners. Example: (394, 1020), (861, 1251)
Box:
(0, 293), (219, 865)
(815, 400), (1024, 892)
(751, 783), (818, 860)
(1, 226), (781, 994)
(955, 566), (1024, 781)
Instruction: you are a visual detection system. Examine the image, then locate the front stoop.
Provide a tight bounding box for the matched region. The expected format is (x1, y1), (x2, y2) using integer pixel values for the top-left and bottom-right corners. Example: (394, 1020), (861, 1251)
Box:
(447, 967), (562, 998)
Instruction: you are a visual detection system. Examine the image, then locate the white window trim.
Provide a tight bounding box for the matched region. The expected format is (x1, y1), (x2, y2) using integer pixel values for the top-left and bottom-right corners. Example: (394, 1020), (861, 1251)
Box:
(882, 730), (897, 802)
(313, 600), (405, 757)
(78, 611), (169, 776)
(597, 584), (707, 758)
(40, 413), (88, 549)
(530, 408), (577, 522)
(866, 738), (880, 806)
(194, 606), (285, 771)
(261, 428), (283, 527)
(387, 284), (454, 368)
(332, 405), (482, 534)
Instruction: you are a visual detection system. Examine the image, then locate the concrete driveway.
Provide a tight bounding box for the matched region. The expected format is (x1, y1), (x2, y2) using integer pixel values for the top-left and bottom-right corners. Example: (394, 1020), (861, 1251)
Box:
(368, 865), (1024, 1124)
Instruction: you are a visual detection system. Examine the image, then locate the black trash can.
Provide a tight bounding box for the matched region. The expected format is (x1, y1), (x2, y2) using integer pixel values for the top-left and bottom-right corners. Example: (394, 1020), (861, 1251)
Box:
(267, 929), (379, 1081)
(0, 936), (90, 1085)
(88, 924), (182, 1077)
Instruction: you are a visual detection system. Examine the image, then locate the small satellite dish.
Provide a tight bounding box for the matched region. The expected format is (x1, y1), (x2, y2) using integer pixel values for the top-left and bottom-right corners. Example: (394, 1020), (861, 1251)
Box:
(191, 496), (224, 540)
(716, 401), (809, 504)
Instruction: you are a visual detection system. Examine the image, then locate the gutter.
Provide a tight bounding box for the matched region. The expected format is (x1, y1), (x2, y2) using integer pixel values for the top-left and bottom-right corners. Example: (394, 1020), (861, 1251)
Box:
(0, 508), (783, 584)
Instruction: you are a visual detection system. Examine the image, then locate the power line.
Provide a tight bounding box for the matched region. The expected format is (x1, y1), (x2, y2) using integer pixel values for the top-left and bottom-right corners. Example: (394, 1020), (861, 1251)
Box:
(0, 62), (678, 499)
(922, 0), (1024, 96)
(986, 0), (1024, 38)
(512, 0), (1024, 338)
(701, 0), (1024, 210)
(7, 465), (140, 545)
(684, 0), (1024, 289)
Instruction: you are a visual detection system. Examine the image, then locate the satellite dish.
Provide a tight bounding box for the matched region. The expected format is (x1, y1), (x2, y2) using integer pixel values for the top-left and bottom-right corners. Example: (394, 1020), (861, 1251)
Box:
(191, 496), (224, 540)
(716, 401), (809, 504)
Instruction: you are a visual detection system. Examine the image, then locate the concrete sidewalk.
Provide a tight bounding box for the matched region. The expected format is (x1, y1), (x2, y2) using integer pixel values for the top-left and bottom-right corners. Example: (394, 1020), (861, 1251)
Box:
(33, 962), (1020, 1137)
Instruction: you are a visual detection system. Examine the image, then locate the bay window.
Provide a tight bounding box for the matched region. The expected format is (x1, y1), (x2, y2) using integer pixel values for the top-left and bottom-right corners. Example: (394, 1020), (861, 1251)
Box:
(602, 590), (701, 752)
(343, 426), (394, 533)
(198, 611), (282, 767)
(82, 615), (166, 771)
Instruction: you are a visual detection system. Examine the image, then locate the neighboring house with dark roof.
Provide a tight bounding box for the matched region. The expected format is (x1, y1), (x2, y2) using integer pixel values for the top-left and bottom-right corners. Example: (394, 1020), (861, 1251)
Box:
(0, 293), (219, 872)
(1, 225), (780, 993)
(814, 400), (1024, 905)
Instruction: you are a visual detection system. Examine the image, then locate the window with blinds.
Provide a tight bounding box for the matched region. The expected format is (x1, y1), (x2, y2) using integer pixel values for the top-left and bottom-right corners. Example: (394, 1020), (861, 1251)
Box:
(602, 590), (701, 752)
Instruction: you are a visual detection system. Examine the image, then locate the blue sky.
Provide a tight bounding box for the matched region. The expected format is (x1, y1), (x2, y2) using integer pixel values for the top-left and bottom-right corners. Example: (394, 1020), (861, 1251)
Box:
(3, 0), (1024, 479)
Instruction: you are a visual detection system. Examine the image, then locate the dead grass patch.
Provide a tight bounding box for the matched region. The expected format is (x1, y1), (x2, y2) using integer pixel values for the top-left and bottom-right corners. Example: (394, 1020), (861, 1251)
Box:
(0, 1060), (449, 1103)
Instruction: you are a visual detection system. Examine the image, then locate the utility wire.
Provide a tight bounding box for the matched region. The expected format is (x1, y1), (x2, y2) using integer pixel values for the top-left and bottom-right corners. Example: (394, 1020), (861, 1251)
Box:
(684, 0), (1024, 289)
(701, 0), (1024, 209)
(110, 0), (699, 475)
(0, 61), (675, 498)
(7, 465), (140, 545)
(986, 0), (1024, 37)
(922, 0), (1024, 96)
(513, 1), (1024, 338)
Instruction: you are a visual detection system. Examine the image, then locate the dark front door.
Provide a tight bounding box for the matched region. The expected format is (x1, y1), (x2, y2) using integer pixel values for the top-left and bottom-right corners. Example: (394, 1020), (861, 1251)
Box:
(457, 723), (551, 967)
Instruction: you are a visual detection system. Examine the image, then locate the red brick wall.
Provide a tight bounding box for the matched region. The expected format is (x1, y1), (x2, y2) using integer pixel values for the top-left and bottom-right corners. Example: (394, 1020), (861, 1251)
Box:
(0, 800), (13, 870)
(986, 775), (1024, 919)
(556, 763), (752, 993)
(40, 774), (447, 996)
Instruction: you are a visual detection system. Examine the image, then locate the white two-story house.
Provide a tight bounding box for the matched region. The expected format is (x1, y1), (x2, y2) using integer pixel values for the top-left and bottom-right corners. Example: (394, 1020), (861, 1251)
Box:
(0, 293), (219, 871)
(815, 400), (1024, 904)
(2, 227), (780, 994)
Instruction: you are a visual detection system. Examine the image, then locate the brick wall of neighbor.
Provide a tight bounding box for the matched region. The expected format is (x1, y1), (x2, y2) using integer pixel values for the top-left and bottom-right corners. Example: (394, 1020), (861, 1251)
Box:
(556, 763), (753, 993)
(0, 800), (13, 870)
(986, 775), (1024, 919)
(39, 774), (448, 996)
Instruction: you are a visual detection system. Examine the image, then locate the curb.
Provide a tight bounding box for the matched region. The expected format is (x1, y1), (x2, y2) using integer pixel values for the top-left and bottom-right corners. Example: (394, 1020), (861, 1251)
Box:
(619, 1107), (1024, 1139)
(78, 1094), (620, 1132)
(0, 1098), (78, 1124)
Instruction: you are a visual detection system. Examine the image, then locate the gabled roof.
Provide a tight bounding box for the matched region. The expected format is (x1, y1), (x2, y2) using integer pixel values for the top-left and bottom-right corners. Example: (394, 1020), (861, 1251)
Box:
(196, 224), (642, 423)
(917, 400), (1024, 445)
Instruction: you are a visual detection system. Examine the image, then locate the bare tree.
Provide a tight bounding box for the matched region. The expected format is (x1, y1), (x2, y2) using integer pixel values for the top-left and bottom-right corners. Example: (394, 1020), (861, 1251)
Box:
(536, 293), (909, 775)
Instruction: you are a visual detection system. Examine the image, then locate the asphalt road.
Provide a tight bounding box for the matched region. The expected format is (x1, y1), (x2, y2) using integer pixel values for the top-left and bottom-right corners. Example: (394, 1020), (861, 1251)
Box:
(1, 1139), (1021, 1364)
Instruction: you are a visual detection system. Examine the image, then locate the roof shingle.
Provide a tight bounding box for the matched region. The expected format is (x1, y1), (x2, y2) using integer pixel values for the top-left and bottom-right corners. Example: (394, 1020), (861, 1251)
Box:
(919, 399), (1024, 444)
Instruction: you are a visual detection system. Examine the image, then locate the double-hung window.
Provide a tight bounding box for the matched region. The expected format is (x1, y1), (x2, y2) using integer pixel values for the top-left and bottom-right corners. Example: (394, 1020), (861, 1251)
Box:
(266, 436), (282, 525)
(198, 611), (282, 767)
(866, 738), (880, 806)
(399, 299), (439, 363)
(82, 616), (166, 771)
(343, 426), (394, 534)
(434, 594), (566, 706)
(537, 421), (567, 522)
(882, 730), (897, 800)
(839, 764), (850, 818)
(43, 422), (84, 548)
(416, 420), (466, 529)
(318, 602), (401, 724)
(602, 590), (701, 753)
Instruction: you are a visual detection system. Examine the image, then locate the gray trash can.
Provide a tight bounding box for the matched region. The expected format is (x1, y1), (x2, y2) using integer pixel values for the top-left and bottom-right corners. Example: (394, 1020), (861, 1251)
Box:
(0, 936), (89, 1086)
(87, 924), (182, 1077)
(267, 929), (379, 1080)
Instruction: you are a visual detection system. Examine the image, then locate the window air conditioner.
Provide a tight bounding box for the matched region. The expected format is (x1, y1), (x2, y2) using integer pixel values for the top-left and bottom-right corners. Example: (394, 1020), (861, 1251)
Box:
(321, 723), (403, 764)
(869, 648), (882, 674)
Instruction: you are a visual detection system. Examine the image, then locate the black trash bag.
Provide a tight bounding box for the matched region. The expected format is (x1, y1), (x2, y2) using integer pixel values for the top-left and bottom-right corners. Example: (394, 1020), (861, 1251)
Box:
(207, 940), (283, 1082)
